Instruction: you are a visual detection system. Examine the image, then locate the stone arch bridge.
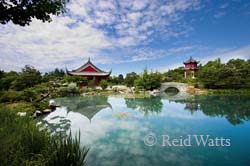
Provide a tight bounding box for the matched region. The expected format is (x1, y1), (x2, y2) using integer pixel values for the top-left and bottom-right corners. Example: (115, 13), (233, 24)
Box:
(160, 82), (188, 93)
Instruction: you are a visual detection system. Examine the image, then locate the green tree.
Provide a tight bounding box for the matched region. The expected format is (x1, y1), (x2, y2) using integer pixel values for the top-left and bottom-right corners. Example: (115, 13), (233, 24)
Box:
(162, 67), (184, 82)
(43, 68), (65, 82)
(197, 59), (223, 89)
(100, 80), (108, 90)
(107, 76), (119, 85)
(11, 65), (42, 90)
(0, 71), (18, 90)
(64, 75), (87, 86)
(134, 69), (161, 91)
(124, 72), (139, 87)
(0, 70), (4, 79)
(198, 58), (250, 89)
(0, 0), (67, 26)
(117, 74), (124, 84)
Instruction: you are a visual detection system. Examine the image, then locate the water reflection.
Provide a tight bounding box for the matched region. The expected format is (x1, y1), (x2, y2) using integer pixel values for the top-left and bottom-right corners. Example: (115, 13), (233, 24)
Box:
(173, 95), (250, 125)
(55, 96), (112, 122)
(39, 108), (71, 136)
(125, 96), (163, 115)
(39, 95), (250, 165)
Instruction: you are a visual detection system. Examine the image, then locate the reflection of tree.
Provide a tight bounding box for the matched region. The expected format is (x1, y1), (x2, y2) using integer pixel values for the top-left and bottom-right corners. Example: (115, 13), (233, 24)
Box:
(125, 97), (163, 115)
(55, 96), (111, 121)
(174, 95), (250, 125)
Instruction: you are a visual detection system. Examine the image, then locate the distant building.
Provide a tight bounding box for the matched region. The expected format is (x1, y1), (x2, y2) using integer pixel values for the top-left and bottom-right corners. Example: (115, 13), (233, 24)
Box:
(66, 58), (111, 86)
(183, 57), (199, 79)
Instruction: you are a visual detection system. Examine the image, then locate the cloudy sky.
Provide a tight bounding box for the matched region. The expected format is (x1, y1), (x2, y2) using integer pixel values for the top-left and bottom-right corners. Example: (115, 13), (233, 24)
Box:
(0, 0), (250, 75)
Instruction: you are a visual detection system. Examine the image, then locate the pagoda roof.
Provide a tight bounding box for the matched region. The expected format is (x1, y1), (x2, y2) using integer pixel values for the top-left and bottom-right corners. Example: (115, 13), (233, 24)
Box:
(183, 56), (199, 64)
(67, 71), (111, 76)
(67, 58), (111, 76)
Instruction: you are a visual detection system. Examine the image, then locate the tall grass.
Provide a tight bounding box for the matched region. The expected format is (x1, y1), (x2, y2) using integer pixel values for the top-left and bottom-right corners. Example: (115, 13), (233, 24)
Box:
(49, 132), (89, 166)
(0, 108), (88, 166)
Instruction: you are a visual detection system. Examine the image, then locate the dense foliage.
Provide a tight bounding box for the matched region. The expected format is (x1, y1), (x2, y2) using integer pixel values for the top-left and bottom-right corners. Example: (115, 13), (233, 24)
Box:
(134, 69), (162, 91)
(124, 72), (139, 87)
(43, 68), (65, 82)
(162, 67), (185, 82)
(108, 74), (124, 85)
(64, 75), (88, 86)
(0, 0), (67, 26)
(100, 80), (108, 90)
(198, 59), (250, 89)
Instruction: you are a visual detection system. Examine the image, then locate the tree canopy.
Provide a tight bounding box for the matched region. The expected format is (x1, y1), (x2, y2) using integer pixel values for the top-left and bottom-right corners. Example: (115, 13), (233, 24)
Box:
(134, 69), (161, 91)
(0, 0), (67, 26)
(124, 72), (139, 87)
(198, 58), (250, 89)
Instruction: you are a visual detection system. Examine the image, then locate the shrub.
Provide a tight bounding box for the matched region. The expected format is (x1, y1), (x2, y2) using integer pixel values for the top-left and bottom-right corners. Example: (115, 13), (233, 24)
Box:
(135, 69), (161, 91)
(3, 102), (36, 115)
(0, 90), (24, 102)
(100, 80), (108, 90)
(57, 83), (80, 97)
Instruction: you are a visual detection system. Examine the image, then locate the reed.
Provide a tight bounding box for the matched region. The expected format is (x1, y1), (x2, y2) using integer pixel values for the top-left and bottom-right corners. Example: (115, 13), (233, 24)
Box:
(0, 108), (88, 166)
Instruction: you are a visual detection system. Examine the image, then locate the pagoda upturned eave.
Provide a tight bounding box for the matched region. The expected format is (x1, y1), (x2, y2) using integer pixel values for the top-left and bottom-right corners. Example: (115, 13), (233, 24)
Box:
(183, 56), (199, 64)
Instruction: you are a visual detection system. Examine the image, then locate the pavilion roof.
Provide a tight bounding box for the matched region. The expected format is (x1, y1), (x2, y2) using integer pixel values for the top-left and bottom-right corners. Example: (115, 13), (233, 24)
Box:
(183, 56), (199, 64)
(66, 58), (111, 76)
(67, 71), (111, 76)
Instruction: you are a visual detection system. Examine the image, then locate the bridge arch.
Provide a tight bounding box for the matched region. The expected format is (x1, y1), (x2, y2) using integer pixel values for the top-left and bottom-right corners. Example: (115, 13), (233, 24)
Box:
(160, 82), (188, 93)
(164, 87), (180, 96)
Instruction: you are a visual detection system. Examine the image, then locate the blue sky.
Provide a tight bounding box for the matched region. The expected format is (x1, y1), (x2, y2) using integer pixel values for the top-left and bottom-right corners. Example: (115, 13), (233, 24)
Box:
(0, 0), (250, 75)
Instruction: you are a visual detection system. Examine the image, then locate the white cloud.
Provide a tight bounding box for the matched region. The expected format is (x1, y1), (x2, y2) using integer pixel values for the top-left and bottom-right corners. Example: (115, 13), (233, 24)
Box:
(132, 0), (149, 10)
(168, 46), (195, 53)
(67, 1), (88, 17)
(0, 0), (202, 71)
(131, 48), (166, 62)
(0, 16), (111, 71)
(200, 45), (250, 65)
(80, 0), (201, 46)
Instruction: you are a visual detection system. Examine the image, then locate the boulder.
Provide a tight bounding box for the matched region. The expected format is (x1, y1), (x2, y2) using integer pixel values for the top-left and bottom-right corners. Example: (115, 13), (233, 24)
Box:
(42, 109), (51, 114)
(35, 110), (42, 115)
(49, 100), (56, 106)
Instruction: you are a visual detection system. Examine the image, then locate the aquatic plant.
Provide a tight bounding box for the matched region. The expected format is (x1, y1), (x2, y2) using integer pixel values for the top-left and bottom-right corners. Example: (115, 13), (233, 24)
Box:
(0, 108), (88, 166)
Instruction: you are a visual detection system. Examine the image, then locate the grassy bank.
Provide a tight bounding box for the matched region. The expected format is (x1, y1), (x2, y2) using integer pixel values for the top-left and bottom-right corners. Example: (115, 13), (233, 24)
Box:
(0, 107), (88, 166)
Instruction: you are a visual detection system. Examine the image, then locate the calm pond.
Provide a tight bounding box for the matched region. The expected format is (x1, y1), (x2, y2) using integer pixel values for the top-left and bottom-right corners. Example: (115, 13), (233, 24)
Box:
(40, 95), (250, 166)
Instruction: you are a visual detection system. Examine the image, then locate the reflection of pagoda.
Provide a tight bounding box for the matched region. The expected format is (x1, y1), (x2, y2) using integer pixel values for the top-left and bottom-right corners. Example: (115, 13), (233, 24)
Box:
(59, 96), (112, 122)
(77, 103), (112, 122)
(183, 56), (199, 79)
(184, 103), (199, 114)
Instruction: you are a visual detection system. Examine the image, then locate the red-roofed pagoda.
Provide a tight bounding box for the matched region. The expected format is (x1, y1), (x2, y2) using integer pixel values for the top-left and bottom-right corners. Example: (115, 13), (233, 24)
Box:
(183, 56), (199, 79)
(66, 58), (111, 86)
